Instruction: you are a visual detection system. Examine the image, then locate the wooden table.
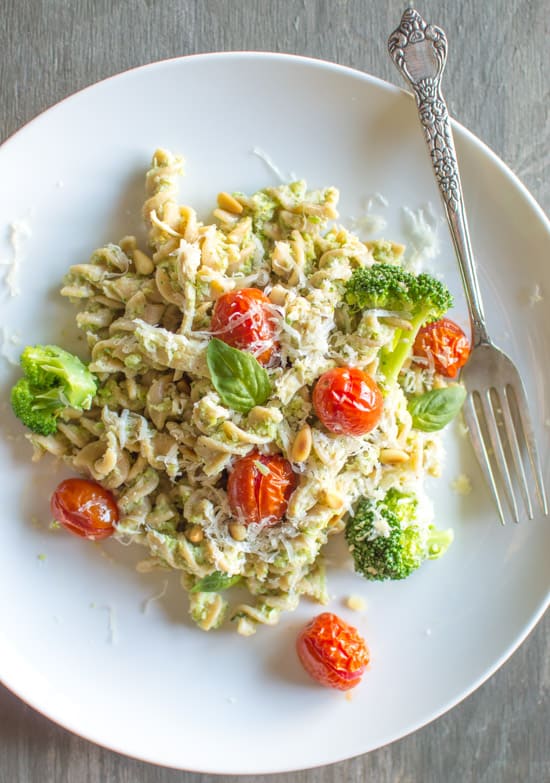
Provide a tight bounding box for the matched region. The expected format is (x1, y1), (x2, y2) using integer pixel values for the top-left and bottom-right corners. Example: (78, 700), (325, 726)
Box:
(1, 1), (548, 781)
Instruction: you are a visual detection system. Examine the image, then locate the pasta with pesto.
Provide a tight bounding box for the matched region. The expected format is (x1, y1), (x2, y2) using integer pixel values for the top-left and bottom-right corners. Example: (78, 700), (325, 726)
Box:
(25, 149), (453, 634)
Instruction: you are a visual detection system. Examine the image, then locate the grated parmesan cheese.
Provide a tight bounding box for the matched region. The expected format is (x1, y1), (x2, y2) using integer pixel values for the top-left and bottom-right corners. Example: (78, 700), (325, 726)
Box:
(401, 205), (440, 271)
(349, 213), (387, 236)
(345, 595), (367, 612)
(529, 283), (543, 306)
(142, 579), (169, 614)
(0, 325), (21, 365)
(451, 474), (472, 495)
(0, 219), (32, 297)
(251, 147), (297, 182)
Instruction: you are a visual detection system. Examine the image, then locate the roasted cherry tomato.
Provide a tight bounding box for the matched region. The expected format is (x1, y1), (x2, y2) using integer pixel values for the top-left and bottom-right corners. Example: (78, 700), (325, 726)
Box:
(296, 612), (370, 690)
(210, 288), (278, 365)
(312, 366), (383, 436)
(227, 450), (297, 525)
(51, 478), (118, 540)
(413, 317), (471, 378)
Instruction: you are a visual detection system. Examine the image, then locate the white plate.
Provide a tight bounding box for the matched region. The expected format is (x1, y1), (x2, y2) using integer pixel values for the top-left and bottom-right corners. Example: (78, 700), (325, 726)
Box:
(0, 53), (548, 774)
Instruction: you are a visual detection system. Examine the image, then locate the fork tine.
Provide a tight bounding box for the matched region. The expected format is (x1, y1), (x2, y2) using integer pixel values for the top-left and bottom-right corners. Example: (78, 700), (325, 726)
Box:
(505, 383), (549, 516)
(463, 393), (507, 525)
(500, 388), (535, 519)
(479, 389), (520, 523)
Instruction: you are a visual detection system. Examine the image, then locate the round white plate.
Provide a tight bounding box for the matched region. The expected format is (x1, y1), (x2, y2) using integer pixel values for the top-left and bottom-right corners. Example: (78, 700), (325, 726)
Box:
(0, 53), (548, 774)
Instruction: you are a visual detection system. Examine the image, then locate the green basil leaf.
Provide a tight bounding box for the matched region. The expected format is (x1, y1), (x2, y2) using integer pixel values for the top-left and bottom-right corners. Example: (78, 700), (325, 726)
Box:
(408, 385), (467, 432)
(206, 337), (272, 413)
(190, 572), (242, 593)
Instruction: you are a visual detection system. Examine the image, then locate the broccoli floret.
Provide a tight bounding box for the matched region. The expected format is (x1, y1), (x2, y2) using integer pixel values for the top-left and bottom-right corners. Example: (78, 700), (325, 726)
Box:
(345, 488), (453, 581)
(11, 345), (97, 435)
(345, 264), (453, 387)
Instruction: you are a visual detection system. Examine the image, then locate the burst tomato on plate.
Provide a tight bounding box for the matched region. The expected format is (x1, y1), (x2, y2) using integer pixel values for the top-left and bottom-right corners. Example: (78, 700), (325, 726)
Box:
(51, 478), (118, 540)
(297, 612), (370, 690)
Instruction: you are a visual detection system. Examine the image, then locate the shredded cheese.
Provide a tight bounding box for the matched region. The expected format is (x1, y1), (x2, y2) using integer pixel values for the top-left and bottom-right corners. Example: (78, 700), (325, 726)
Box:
(345, 595), (367, 612)
(401, 205), (440, 271)
(529, 283), (543, 306)
(142, 579), (169, 613)
(451, 474), (472, 495)
(251, 146), (296, 182)
(0, 219), (31, 297)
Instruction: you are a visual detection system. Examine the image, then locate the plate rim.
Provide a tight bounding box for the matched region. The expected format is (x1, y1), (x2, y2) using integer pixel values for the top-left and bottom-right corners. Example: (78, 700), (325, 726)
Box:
(0, 50), (548, 774)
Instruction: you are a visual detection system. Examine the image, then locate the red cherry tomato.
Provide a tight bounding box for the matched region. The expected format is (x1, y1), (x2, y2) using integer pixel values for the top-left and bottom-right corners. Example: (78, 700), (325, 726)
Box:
(312, 366), (383, 436)
(227, 451), (297, 525)
(296, 612), (370, 690)
(51, 478), (118, 540)
(413, 317), (471, 378)
(210, 288), (278, 365)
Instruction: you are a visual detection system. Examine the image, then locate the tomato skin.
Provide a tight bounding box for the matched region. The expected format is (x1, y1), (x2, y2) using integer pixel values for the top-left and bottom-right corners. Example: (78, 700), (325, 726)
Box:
(227, 451), (297, 525)
(312, 367), (383, 436)
(296, 612), (370, 690)
(50, 478), (118, 540)
(413, 317), (471, 378)
(210, 288), (278, 365)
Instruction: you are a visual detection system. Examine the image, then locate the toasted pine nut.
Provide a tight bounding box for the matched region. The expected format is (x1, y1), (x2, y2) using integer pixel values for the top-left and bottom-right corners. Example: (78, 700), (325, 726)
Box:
(213, 208), (240, 226)
(217, 191), (244, 214)
(133, 248), (155, 275)
(268, 284), (288, 306)
(248, 405), (282, 425)
(321, 488), (344, 509)
(119, 235), (137, 254)
(290, 424), (312, 462)
(412, 438), (424, 475)
(229, 523), (247, 542)
(185, 525), (204, 544)
(432, 375), (448, 389)
(365, 240), (405, 259)
(210, 278), (227, 296)
(328, 512), (346, 532)
(379, 448), (410, 464)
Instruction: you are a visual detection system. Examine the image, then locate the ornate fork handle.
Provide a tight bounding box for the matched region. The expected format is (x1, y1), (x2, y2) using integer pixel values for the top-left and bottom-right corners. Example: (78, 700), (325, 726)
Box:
(388, 9), (488, 346)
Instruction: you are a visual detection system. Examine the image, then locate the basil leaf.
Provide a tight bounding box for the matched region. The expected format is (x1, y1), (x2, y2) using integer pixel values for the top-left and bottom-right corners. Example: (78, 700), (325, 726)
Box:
(408, 385), (467, 432)
(190, 572), (242, 593)
(206, 338), (272, 413)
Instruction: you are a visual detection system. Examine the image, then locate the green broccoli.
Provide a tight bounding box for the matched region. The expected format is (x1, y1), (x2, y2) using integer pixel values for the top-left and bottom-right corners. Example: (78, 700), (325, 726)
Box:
(345, 263), (453, 387)
(11, 345), (98, 436)
(345, 488), (454, 581)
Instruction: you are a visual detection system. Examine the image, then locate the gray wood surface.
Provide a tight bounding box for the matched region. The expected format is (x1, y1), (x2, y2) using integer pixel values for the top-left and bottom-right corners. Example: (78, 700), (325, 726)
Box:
(1, 1), (548, 781)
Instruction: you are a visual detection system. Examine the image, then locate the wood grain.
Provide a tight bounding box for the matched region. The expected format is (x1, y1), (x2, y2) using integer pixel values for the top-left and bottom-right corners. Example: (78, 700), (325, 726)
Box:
(1, 1), (548, 781)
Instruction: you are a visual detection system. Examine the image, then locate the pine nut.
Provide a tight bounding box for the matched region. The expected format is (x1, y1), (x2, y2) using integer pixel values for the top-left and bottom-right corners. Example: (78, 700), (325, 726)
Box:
(379, 448), (410, 464)
(229, 523), (247, 542)
(432, 375), (448, 389)
(217, 191), (244, 214)
(290, 424), (312, 462)
(185, 525), (204, 544)
(320, 488), (344, 509)
(133, 248), (155, 275)
(119, 235), (137, 254)
(268, 284), (287, 306)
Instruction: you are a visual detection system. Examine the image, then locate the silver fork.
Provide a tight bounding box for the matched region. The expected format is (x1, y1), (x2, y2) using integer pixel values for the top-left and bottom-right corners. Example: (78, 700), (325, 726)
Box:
(388, 8), (548, 524)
